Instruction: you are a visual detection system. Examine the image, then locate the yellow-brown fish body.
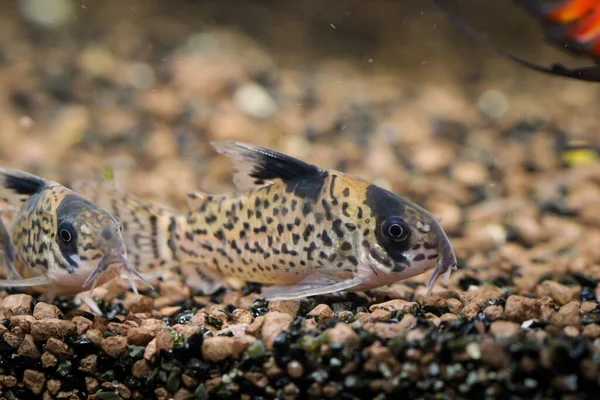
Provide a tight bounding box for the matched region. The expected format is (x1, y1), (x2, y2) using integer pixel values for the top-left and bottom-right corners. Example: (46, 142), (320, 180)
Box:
(74, 141), (457, 300)
(0, 168), (150, 310)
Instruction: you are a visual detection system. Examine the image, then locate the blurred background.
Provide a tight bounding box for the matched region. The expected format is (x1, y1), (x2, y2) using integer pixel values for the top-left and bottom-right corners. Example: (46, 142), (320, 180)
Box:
(0, 0), (598, 214)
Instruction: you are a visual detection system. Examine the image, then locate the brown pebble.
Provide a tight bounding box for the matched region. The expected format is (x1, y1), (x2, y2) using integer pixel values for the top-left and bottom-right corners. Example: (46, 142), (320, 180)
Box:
(306, 304), (334, 321)
(155, 387), (170, 400)
(287, 360), (304, 378)
(18, 334), (41, 359)
(160, 306), (181, 317)
(461, 302), (482, 320)
(3, 375), (17, 387)
(132, 359), (152, 377)
(364, 314), (417, 339)
(582, 323), (600, 338)
(490, 321), (520, 339)
(85, 329), (103, 345)
(4, 327), (25, 348)
(23, 369), (46, 395)
(79, 354), (97, 373)
(322, 383), (339, 398)
(580, 301), (598, 314)
(356, 308), (392, 324)
(504, 295), (541, 322)
(232, 309), (253, 325)
(173, 388), (194, 400)
(85, 376), (99, 394)
(10, 315), (34, 332)
(125, 294), (154, 314)
(33, 303), (63, 320)
(283, 382), (299, 397)
(100, 336), (128, 358)
(326, 322), (358, 345)
(422, 295), (448, 310)
(261, 312), (292, 350)
(446, 298), (464, 314)
(46, 338), (72, 359)
(41, 351), (58, 368)
(439, 313), (459, 323)
(202, 335), (255, 361)
(1, 294), (33, 317)
(536, 280), (579, 306)
(72, 316), (93, 336)
(563, 326), (580, 337)
(127, 326), (155, 346)
(244, 372), (269, 388)
(181, 374), (198, 389)
(483, 305), (504, 320)
(107, 322), (130, 336)
(268, 300), (301, 317)
(47, 379), (61, 395)
(31, 319), (76, 341)
(156, 329), (174, 352)
(479, 336), (508, 368)
(369, 299), (416, 313)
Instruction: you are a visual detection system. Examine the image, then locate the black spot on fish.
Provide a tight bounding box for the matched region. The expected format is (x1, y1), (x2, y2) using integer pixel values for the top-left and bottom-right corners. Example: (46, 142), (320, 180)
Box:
(413, 254), (425, 261)
(322, 230), (333, 246)
(332, 219), (344, 238)
(343, 187), (350, 197)
(277, 224), (284, 235)
(292, 233), (300, 245)
(302, 202), (313, 217)
(428, 254), (439, 260)
(340, 242), (352, 251)
(347, 256), (358, 266)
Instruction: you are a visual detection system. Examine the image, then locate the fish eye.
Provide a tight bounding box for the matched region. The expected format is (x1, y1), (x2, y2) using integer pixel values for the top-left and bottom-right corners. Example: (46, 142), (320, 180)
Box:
(58, 223), (74, 243)
(382, 217), (411, 243)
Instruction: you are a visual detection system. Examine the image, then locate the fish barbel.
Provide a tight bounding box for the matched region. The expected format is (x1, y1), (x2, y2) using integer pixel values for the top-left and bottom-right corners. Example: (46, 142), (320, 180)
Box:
(0, 168), (152, 313)
(73, 141), (457, 300)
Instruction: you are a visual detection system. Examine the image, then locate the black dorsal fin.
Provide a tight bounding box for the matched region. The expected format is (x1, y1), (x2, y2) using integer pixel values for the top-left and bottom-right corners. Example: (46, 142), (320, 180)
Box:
(0, 167), (47, 196)
(211, 141), (329, 200)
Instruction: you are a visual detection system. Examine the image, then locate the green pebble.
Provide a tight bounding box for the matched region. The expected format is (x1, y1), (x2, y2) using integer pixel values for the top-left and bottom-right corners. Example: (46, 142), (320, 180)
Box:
(56, 360), (72, 377)
(166, 371), (181, 393)
(329, 357), (342, 367)
(96, 391), (123, 400)
(128, 345), (145, 359)
(194, 384), (209, 400)
(246, 340), (267, 358)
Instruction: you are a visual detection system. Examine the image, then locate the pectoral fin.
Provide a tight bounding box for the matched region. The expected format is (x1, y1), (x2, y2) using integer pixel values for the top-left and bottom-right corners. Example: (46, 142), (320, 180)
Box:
(260, 276), (361, 301)
(0, 216), (21, 279)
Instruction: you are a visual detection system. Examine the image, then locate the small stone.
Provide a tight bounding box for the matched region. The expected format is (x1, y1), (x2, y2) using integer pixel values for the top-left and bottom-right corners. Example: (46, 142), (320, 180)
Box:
(144, 338), (157, 361)
(127, 327), (155, 346)
(563, 326), (579, 337)
(504, 295), (540, 322)
(232, 309), (253, 325)
(33, 302), (63, 319)
(41, 351), (58, 368)
(17, 334), (41, 359)
(244, 372), (269, 388)
(2, 294), (33, 317)
(3, 375), (17, 387)
(160, 306), (181, 317)
(364, 314), (417, 339)
(326, 322), (358, 345)
(47, 379), (61, 395)
(580, 302), (598, 314)
(261, 312), (292, 350)
(246, 315), (265, 336)
(582, 323), (600, 338)
(287, 360), (304, 378)
(23, 369), (46, 395)
(132, 359), (152, 377)
(439, 313), (459, 323)
(100, 336), (128, 358)
(356, 308), (391, 323)
(125, 295), (154, 314)
(85, 329), (103, 345)
(72, 316), (93, 336)
(174, 388), (194, 400)
(536, 280), (579, 306)
(3, 327), (25, 348)
(370, 299), (417, 313)
(156, 329), (174, 351)
(233, 82), (277, 119)
(31, 318), (76, 340)
(479, 336), (508, 368)
(46, 338), (72, 359)
(447, 298), (464, 314)
(79, 354), (97, 373)
(490, 321), (520, 339)
(483, 305), (504, 320)
(85, 376), (99, 394)
(107, 322), (130, 336)
(268, 300), (300, 317)
(202, 335), (256, 362)
(306, 304), (334, 321)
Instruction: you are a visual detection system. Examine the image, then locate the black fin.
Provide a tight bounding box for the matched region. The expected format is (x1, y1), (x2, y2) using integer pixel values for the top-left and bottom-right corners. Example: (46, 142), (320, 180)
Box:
(432, 0), (600, 83)
(0, 167), (47, 196)
(211, 141), (329, 199)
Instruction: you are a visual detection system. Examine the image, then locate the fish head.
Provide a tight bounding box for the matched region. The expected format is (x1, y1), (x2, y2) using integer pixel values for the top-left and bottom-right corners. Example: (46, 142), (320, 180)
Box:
(44, 191), (151, 296)
(361, 184), (457, 292)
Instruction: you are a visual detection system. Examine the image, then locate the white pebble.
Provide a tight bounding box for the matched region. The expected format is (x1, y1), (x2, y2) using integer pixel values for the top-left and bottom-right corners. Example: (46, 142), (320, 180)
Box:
(19, 0), (73, 29)
(127, 63), (155, 90)
(477, 89), (509, 118)
(233, 83), (277, 119)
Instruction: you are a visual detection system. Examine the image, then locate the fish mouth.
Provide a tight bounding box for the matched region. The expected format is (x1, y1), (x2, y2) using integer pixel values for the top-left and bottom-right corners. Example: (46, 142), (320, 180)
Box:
(426, 232), (457, 296)
(82, 254), (153, 297)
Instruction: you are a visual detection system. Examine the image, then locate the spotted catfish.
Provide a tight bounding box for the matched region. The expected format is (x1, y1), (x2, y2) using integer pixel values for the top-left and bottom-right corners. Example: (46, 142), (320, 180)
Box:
(73, 141), (457, 301)
(0, 167), (152, 313)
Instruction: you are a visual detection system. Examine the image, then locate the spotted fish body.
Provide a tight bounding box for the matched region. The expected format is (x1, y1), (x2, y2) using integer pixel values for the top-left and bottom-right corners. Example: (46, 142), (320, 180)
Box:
(0, 168), (150, 312)
(74, 141), (457, 300)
